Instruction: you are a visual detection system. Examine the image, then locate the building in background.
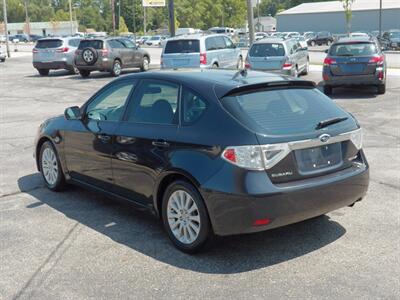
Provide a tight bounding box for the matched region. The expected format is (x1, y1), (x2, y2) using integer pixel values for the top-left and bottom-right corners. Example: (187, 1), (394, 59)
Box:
(276, 0), (400, 33)
(254, 16), (276, 32)
(1, 21), (79, 37)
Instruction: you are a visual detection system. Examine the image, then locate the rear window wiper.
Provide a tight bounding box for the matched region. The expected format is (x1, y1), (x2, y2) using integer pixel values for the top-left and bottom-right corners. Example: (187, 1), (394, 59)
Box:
(316, 117), (348, 130)
(336, 54), (354, 57)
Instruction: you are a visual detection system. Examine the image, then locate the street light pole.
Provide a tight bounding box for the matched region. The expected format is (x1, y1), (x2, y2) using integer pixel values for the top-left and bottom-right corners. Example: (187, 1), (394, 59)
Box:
(132, 0), (136, 35)
(378, 0), (382, 38)
(24, 0), (31, 35)
(2, 0), (10, 57)
(246, 0), (255, 44)
(168, 0), (175, 37)
(69, 0), (73, 35)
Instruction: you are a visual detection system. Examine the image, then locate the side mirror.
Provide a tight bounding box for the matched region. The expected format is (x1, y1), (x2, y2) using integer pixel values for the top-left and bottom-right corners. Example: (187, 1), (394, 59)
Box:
(64, 106), (82, 120)
(324, 49), (329, 53)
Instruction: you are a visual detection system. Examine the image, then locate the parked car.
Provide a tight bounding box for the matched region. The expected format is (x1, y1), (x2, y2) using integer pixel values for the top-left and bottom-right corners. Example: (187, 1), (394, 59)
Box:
(0, 47), (6, 62)
(236, 37), (250, 48)
(0, 35), (6, 43)
(308, 31), (334, 46)
(322, 37), (386, 95)
(350, 32), (369, 38)
(245, 38), (309, 77)
(146, 35), (164, 46)
(29, 34), (43, 42)
(74, 37), (150, 78)
(10, 34), (29, 43)
(379, 29), (400, 50)
(34, 69), (369, 253)
(284, 32), (301, 39)
(255, 32), (268, 40)
(161, 34), (242, 69)
(295, 36), (308, 48)
(32, 37), (82, 76)
(138, 36), (150, 45)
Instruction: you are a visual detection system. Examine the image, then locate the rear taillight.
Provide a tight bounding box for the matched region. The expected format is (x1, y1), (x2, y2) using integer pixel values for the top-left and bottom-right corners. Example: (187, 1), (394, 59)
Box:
(200, 52), (207, 65)
(369, 55), (384, 65)
(221, 144), (290, 170)
(323, 57), (337, 66)
(100, 49), (109, 57)
(282, 62), (292, 70)
(56, 47), (69, 53)
(32, 48), (38, 54)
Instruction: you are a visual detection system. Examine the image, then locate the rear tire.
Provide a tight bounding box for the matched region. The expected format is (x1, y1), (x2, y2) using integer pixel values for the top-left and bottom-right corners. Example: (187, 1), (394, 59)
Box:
(377, 84), (386, 95)
(323, 85), (333, 95)
(162, 180), (212, 254)
(68, 65), (79, 75)
(140, 56), (149, 72)
(79, 70), (91, 78)
(39, 141), (66, 191)
(211, 63), (219, 69)
(110, 60), (122, 77)
(38, 69), (49, 76)
(237, 56), (243, 69)
(302, 60), (309, 75)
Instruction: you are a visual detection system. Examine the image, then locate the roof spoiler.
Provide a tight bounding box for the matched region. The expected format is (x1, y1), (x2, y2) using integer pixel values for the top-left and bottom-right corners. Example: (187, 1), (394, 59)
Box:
(221, 80), (316, 98)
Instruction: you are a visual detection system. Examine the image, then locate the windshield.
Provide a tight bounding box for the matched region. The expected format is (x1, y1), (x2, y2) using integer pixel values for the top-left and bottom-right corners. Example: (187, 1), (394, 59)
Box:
(164, 40), (200, 54)
(150, 36), (160, 40)
(389, 32), (400, 38)
(329, 42), (377, 56)
(249, 43), (285, 57)
(221, 88), (351, 136)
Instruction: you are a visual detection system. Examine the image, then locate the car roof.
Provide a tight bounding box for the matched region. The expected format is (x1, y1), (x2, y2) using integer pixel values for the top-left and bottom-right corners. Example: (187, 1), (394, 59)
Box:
(253, 37), (291, 44)
(166, 33), (227, 41)
(335, 37), (373, 43)
(119, 69), (315, 98)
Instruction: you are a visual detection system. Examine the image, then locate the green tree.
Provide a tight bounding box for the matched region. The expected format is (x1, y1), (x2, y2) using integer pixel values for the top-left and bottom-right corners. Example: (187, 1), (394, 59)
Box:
(118, 16), (129, 32)
(341, 0), (355, 35)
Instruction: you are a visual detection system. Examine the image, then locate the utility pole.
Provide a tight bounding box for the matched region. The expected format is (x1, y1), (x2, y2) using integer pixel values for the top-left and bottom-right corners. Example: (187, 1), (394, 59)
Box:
(143, 6), (146, 34)
(378, 0), (382, 38)
(168, 0), (175, 37)
(118, 0), (121, 30)
(246, 0), (255, 44)
(132, 0), (136, 35)
(24, 0), (31, 35)
(2, 0), (10, 57)
(111, 0), (116, 33)
(69, 0), (73, 35)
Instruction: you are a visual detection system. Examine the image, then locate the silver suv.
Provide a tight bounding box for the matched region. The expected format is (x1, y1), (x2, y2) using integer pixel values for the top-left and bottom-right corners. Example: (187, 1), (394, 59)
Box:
(32, 37), (81, 76)
(161, 34), (242, 69)
(74, 37), (150, 78)
(246, 38), (309, 77)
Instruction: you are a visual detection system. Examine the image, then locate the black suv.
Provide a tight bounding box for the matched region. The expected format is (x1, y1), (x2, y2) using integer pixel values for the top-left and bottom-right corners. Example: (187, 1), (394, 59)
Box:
(308, 31), (334, 46)
(323, 37), (386, 95)
(34, 70), (369, 253)
(379, 29), (400, 50)
(75, 37), (150, 78)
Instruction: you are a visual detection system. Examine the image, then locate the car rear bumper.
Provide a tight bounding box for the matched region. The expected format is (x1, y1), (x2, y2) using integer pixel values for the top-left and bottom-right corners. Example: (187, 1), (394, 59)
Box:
(33, 61), (71, 70)
(75, 59), (112, 71)
(201, 155), (369, 236)
(323, 69), (385, 86)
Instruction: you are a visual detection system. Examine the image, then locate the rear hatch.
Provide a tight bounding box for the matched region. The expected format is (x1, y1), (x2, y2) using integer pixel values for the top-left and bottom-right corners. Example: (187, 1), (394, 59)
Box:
(221, 85), (362, 184)
(162, 39), (200, 68)
(327, 42), (380, 76)
(33, 39), (64, 62)
(75, 39), (105, 66)
(248, 42), (287, 71)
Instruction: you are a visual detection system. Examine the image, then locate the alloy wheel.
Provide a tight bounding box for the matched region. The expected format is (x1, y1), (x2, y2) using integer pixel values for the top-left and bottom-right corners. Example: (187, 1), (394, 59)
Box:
(167, 190), (201, 244)
(41, 147), (59, 185)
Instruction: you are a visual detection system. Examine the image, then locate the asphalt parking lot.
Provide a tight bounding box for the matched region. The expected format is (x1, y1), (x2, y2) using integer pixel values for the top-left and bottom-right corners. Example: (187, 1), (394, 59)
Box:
(1, 56), (399, 299)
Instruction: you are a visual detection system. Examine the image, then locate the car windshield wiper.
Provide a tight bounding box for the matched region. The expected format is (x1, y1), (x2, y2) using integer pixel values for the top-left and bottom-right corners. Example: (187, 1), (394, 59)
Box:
(315, 117), (348, 130)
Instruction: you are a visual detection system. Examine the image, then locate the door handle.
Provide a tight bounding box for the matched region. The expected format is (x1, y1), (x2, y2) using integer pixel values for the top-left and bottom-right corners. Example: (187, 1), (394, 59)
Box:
(152, 140), (170, 148)
(98, 134), (111, 143)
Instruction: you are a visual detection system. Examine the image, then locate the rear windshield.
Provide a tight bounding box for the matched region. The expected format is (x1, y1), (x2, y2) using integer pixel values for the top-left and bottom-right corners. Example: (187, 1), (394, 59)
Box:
(164, 40), (200, 54)
(329, 42), (377, 56)
(249, 43), (285, 57)
(78, 40), (104, 50)
(35, 39), (63, 49)
(221, 88), (350, 136)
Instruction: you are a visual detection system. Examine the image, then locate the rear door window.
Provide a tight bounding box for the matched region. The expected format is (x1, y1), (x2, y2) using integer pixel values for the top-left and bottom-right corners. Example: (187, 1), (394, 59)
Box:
(249, 43), (285, 57)
(214, 36), (226, 49)
(205, 37), (217, 51)
(35, 39), (63, 49)
(78, 40), (104, 49)
(164, 40), (200, 54)
(221, 88), (351, 136)
(68, 39), (81, 47)
(181, 87), (208, 124)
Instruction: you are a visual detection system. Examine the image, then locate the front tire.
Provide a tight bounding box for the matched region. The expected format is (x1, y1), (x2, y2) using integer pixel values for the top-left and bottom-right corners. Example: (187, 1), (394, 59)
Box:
(39, 141), (66, 191)
(310, 41), (316, 47)
(162, 180), (212, 253)
(237, 56), (243, 69)
(38, 69), (49, 76)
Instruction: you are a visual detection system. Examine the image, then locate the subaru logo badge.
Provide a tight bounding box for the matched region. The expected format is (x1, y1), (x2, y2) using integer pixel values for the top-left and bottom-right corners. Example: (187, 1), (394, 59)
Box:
(319, 134), (331, 143)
